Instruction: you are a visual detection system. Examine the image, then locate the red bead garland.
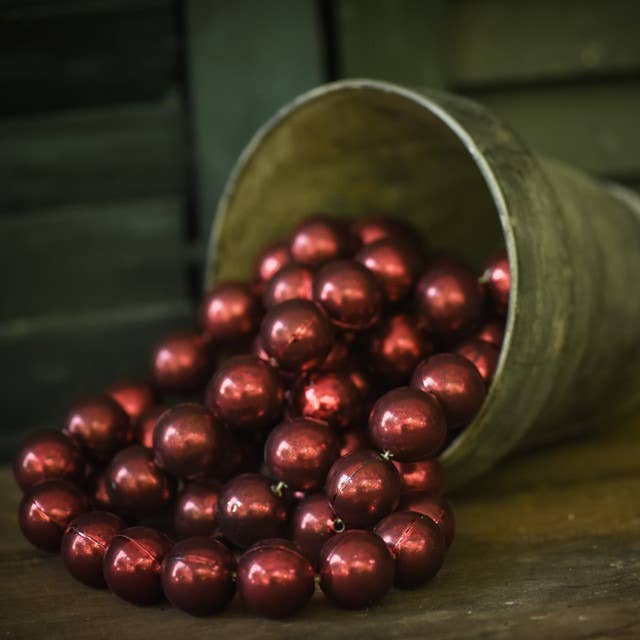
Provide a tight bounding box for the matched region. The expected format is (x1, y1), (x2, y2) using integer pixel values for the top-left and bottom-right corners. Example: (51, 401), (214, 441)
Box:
(13, 212), (511, 618)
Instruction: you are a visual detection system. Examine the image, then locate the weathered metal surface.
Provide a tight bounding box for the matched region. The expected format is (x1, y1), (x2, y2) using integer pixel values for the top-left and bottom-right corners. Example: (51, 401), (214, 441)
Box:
(205, 80), (640, 487)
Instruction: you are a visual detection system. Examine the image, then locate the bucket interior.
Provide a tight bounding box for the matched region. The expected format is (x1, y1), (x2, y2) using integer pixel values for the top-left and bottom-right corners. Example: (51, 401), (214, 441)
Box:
(207, 85), (506, 283)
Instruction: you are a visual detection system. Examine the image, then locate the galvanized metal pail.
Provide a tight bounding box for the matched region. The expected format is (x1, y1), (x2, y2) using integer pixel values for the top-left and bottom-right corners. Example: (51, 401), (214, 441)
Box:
(205, 80), (640, 488)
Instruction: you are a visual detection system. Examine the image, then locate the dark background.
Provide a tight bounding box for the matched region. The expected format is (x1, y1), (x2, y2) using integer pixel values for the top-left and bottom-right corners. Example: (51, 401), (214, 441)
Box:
(1, 0), (639, 458)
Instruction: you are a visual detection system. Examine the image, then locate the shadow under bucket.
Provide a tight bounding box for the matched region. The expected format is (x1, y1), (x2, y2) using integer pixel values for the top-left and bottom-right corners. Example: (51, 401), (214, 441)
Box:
(205, 80), (640, 489)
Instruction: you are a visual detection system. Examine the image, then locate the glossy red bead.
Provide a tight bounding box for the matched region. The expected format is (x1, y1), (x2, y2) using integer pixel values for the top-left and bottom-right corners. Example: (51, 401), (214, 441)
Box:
(265, 418), (339, 491)
(105, 445), (174, 518)
(411, 353), (486, 430)
(13, 430), (84, 493)
(349, 216), (416, 247)
(103, 526), (173, 605)
(162, 537), (236, 616)
(339, 428), (372, 458)
(262, 263), (314, 308)
(86, 468), (115, 511)
(63, 395), (130, 462)
(134, 405), (167, 449)
(368, 313), (431, 385)
(319, 530), (395, 609)
(237, 539), (315, 618)
(205, 355), (284, 432)
(260, 299), (334, 372)
(153, 404), (223, 480)
(253, 241), (292, 284)
(216, 473), (288, 548)
(369, 387), (447, 461)
(106, 380), (156, 425)
(456, 339), (500, 384)
(415, 260), (484, 338)
(173, 480), (220, 538)
(313, 259), (383, 331)
(151, 332), (212, 394)
(481, 250), (511, 316)
(475, 318), (505, 347)
(201, 281), (261, 342)
(19, 480), (88, 551)
(289, 216), (351, 268)
(61, 511), (125, 587)
(325, 450), (401, 527)
(374, 510), (446, 588)
(355, 237), (422, 303)
(292, 492), (343, 568)
(393, 458), (446, 496)
(398, 492), (456, 547)
(290, 371), (362, 430)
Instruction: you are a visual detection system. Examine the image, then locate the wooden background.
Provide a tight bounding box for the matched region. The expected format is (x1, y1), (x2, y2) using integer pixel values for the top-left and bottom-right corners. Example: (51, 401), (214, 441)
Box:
(1, 0), (639, 457)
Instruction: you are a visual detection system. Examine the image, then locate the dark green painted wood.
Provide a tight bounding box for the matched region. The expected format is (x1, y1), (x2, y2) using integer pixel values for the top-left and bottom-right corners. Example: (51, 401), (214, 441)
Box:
(336, 0), (448, 87)
(467, 81), (640, 177)
(0, 300), (193, 456)
(0, 0), (178, 116)
(0, 95), (187, 212)
(451, 0), (640, 87)
(185, 0), (325, 246)
(1, 197), (189, 321)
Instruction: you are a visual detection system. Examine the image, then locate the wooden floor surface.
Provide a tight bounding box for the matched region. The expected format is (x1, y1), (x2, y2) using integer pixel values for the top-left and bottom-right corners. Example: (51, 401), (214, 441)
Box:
(1, 415), (639, 640)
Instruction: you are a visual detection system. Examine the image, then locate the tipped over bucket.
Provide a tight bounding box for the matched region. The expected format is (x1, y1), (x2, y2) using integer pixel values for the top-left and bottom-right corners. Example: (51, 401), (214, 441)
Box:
(205, 80), (640, 488)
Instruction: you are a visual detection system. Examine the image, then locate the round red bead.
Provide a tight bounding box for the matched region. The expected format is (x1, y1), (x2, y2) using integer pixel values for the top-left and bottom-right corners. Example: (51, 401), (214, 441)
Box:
(151, 332), (212, 394)
(368, 313), (431, 385)
(319, 530), (395, 609)
(313, 259), (383, 330)
(205, 355), (284, 431)
(290, 371), (362, 430)
(393, 458), (446, 496)
(134, 405), (167, 449)
(61, 511), (125, 587)
(253, 241), (292, 284)
(289, 216), (351, 268)
(262, 263), (314, 308)
(162, 537), (236, 616)
(415, 260), (483, 337)
(106, 380), (156, 425)
(374, 510), (446, 588)
(398, 492), (456, 547)
(260, 299), (334, 372)
(349, 216), (416, 247)
(105, 445), (174, 518)
(19, 480), (88, 551)
(356, 237), (421, 303)
(481, 250), (511, 316)
(369, 387), (447, 461)
(201, 281), (260, 342)
(153, 404), (223, 480)
(265, 418), (339, 491)
(63, 395), (130, 462)
(411, 353), (486, 430)
(237, 539), (315, 618)
(325, 450), (401, 527)
(292, 492), (343, 568)
(173, 480), (220, 538)
(103, 526), (172, 605)
(13, 430), (84, 493)
(216, 473), (288, 548)
(475, 318), (505, 347)
(456, 339), (500, 384)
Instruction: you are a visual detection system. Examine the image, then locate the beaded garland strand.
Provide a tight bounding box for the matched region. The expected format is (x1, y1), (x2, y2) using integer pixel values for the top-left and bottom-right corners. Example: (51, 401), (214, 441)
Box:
(14, 214), (510, 618)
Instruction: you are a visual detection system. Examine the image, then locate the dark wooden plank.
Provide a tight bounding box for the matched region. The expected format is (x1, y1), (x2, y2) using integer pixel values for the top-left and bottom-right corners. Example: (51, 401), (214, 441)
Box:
(467, 81), (640, 177)
(0, 300), (193, 455)
(0, 412), (639, 637)
(0, 95), (187, 211)
(0, 1), (178, 116)
(1, 197), (188, 320)
(451, 0), (640, 87)
(185, 0), (325, 244)
(336, 0), (448, 87)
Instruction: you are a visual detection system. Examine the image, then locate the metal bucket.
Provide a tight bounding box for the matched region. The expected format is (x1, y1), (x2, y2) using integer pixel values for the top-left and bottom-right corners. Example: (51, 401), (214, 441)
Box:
(204, 80), (640, 488)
